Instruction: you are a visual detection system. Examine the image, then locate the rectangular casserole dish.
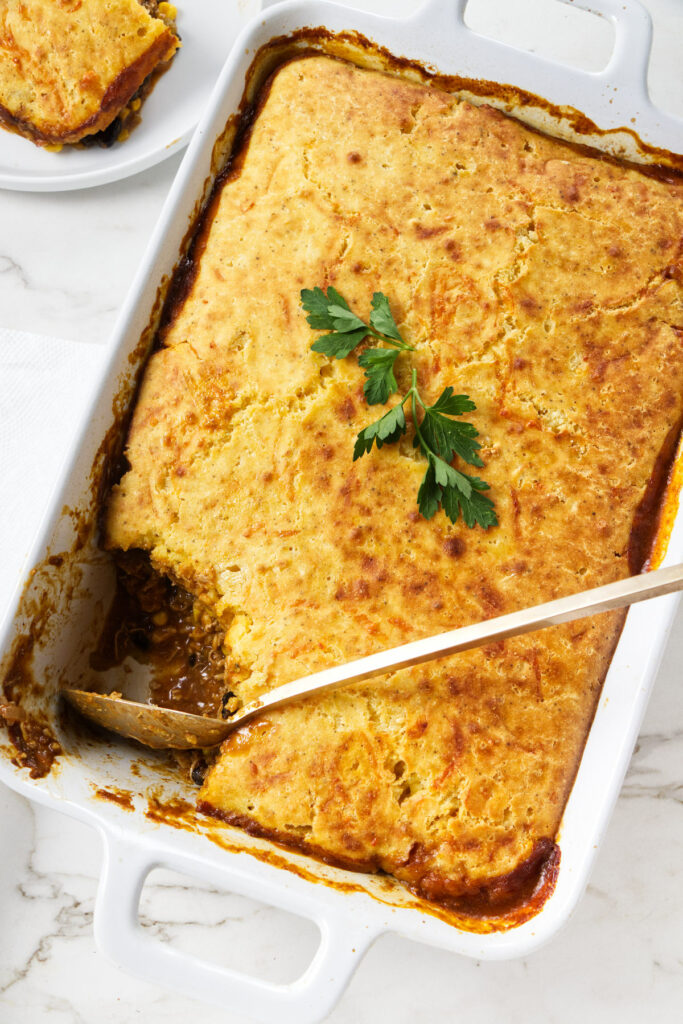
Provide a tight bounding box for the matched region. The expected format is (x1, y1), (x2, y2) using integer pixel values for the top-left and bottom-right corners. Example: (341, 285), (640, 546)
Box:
(0, 1), (682, 1021)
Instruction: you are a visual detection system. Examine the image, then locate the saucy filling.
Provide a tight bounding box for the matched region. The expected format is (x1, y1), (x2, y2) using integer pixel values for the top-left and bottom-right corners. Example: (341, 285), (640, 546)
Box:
(90, 550), (233, 719)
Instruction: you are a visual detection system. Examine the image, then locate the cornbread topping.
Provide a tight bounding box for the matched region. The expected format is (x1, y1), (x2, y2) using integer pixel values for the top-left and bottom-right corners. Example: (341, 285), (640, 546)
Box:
(103, 55), (683, 916)
(0, 0), (179, 147)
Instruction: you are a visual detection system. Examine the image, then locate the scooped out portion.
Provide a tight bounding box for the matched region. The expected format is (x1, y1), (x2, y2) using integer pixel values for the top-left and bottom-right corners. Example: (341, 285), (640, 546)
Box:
(0, 0), (179, 147)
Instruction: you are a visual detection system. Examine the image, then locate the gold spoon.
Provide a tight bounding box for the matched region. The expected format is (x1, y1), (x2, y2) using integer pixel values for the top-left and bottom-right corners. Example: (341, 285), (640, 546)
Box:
(63, 562), (683, 750)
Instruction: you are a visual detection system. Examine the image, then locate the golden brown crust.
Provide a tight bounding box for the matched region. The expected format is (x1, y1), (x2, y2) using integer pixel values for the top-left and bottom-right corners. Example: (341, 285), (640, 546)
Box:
(105, 56), (683, 909)
(0, 0), (179, 146)
(196, 799), (561, 917)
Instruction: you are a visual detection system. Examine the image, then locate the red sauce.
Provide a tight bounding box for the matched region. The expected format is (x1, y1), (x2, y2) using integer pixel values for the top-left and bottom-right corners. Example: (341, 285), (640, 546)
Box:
(94, 787), (135, 811)
(0, 636), (61, 779)
(141, 793), (558, 931)
(90, 550), (229, 718)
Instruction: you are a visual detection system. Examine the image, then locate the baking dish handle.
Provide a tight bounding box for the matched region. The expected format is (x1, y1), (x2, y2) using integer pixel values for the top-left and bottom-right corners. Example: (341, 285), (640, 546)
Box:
(416, 0), (654, 93)
(94, 829), (380, 1024)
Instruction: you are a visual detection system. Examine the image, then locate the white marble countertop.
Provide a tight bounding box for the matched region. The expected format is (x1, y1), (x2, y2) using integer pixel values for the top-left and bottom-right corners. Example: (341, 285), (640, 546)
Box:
(1, 1), (682, 1021)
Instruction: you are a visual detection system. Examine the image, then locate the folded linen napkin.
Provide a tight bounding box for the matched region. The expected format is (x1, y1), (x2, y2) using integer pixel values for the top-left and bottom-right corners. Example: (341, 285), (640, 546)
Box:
(0, 328), (106, 624)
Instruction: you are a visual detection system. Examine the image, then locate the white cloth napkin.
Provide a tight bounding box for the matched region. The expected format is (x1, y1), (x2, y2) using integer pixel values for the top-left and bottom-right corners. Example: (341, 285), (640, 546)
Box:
(0, 328), (106, 623)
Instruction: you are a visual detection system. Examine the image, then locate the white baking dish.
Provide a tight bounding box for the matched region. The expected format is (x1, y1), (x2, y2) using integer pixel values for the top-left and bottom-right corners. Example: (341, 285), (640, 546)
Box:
(1, 1), (682, 1021)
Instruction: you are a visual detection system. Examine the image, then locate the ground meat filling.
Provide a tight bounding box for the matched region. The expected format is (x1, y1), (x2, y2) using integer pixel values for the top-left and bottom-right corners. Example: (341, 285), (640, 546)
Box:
(90, 551), (232, 720)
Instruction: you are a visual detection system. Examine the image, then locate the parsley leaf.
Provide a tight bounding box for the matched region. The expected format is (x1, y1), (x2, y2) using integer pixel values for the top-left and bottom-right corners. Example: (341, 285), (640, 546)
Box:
(326, 305), (367, 333)
(416, 458), (442, 520)
(300, 287), (337, 330)
(369, 292), (405, 343)
(442, 474), (498, 529)
(418, 455), (498, 528)
(417, 387), (484, 467)
(353, 403), (406, 460)
(358, 348), (400, 405)
(310, 328), (369, 359)
(302, 286), (369, 358)
(429, 386), (477, 417)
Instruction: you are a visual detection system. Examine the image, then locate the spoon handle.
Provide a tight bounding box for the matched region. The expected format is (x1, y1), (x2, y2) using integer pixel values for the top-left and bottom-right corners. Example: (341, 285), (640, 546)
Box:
(229, 562), (683, 730)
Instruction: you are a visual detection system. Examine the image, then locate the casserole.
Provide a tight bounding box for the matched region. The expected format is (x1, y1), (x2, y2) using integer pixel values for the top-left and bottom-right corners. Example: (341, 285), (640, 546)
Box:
(101, 48), (683, 914)
(0, 1), (682, 1021)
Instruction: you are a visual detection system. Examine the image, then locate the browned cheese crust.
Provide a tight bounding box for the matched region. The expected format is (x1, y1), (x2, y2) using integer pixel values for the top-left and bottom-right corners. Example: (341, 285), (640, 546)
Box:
(0, 0), (178, 145)
(105, 56), (683, 906)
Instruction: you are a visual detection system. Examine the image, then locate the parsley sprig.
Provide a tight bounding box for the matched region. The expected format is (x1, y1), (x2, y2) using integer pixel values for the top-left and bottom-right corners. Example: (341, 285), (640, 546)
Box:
(301, 287), (497, 530)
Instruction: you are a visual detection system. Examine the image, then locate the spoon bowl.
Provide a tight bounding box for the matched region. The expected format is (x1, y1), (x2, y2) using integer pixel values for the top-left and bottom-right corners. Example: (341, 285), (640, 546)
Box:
(62, 690), (233, 749)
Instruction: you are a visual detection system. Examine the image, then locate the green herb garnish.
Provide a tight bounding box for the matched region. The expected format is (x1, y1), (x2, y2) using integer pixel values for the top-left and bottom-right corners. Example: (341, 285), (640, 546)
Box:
(301, 287), (497, 530)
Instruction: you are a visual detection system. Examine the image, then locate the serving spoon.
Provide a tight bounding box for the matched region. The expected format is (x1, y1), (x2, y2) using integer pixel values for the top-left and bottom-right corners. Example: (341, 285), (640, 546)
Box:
(62, 562), (683, 749)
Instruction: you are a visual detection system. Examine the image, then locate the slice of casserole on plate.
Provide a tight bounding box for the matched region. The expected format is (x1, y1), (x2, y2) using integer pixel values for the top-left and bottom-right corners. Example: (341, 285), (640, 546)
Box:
(0, 0), (179, 147)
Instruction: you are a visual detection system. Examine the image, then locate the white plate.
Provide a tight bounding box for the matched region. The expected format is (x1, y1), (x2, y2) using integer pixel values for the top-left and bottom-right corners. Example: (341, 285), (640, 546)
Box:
(0, 0), (261, 192)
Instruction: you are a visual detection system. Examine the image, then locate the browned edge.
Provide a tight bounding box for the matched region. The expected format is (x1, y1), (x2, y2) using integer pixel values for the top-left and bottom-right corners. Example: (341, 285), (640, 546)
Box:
(143, 792), (559, 933)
